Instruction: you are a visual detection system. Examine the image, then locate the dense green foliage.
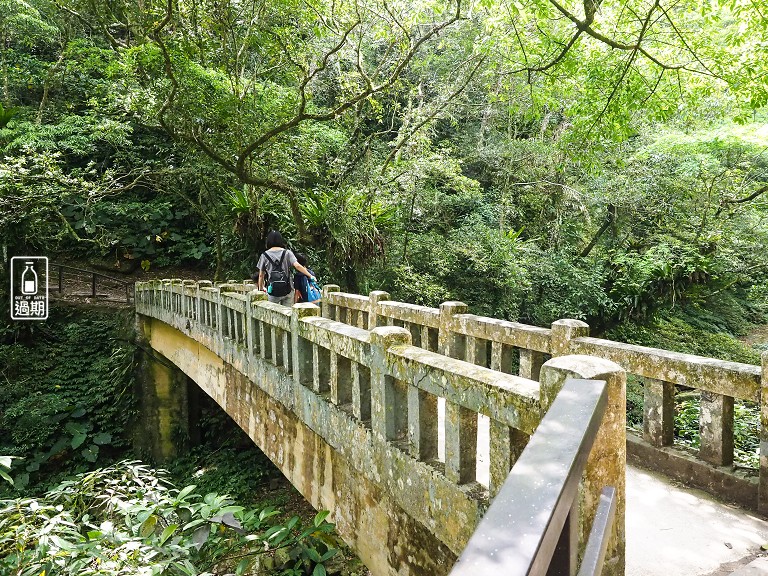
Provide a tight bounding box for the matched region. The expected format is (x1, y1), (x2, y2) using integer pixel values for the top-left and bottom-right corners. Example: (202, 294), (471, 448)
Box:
(0, 306), (136, 494)
(0, 460), (339, 576)
(1, 0), (767, 338)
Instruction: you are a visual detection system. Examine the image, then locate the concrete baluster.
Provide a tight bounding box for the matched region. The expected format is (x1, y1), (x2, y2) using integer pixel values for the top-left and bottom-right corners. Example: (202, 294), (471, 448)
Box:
(550, 318), (590, 357)
(489, 420), (529, 498)
(322, 284), (340, 320)
(198, 281), (212, 328)
(331, 352), (352, 406)
(271, 321), (280, 366)
(172, 279), (184, 320)
(182, 280), (196, 322)
(643, 377), (675, 447)
(215, 287), (223, 340)
(519, 348), (544, 380)
(291, 303), (321, 392)
(420, 325), (431, 352)
(370, 326), (411, 442)
(161, 280), (171, 315)
(282, 328), (291, 372)
(438, 301), (468, 359)
(246, 290), (267, 362)
(408, 384), (438, 462)
(312, 344), (331, 394)
(352, 362), (372, 422)
(437, 303), (476, 482)
(169, 279), (179, 317)
(760, 352), (768, 514)
(466, 335), (488, 368)
(259, 314), (270, 360)
(490, 341), (513, 374)
(539, 355), (626, 576)
(445, 401), (477, 484)
(699, 391), (734, 466)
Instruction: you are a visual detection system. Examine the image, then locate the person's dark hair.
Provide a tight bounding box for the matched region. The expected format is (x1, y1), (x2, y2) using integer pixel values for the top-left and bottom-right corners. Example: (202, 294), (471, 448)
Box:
(294, 252), (307, 266)
(265, 230), (286, 249)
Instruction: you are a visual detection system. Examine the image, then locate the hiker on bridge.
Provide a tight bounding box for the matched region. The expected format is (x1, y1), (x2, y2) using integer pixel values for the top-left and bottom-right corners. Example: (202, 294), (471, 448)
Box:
(255, 230), (316, 306)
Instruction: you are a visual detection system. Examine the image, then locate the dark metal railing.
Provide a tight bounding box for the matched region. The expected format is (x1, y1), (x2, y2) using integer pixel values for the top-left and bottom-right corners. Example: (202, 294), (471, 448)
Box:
(449, 378), (614, 576)
(50, 264), (133, 303)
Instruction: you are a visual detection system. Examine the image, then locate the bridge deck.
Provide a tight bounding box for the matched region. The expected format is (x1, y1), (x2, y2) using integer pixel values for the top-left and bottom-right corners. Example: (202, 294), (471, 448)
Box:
(626, 465), (768, 576)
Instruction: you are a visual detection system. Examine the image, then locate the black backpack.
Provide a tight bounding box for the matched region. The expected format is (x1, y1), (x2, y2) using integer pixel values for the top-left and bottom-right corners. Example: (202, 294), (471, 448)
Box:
(264, 250), (292, 297)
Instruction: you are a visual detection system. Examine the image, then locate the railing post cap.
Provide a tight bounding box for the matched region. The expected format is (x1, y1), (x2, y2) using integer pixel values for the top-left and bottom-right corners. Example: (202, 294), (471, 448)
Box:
(248, 290), (267, 302)
(198, 280), (213, 287)
(292, 302), (321, 318)
(322, 284), (340, 297)
(370, 326), (412, 348)
(369, 290), (391, 301)
(542, 354), (624, 380)
(552, 318), (590, 329)
(182, 279), (196, 285)
(440, 301), (468, 312)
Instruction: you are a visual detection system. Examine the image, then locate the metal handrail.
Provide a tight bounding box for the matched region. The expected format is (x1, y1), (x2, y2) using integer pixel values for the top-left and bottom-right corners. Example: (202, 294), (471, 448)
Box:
(50, 263), (133, 303)
(577, 487), (618, 576)
(449, 378), (612, 576)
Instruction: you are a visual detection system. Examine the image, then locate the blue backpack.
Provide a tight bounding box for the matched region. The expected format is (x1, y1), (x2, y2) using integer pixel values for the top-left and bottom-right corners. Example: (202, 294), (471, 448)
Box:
(305, 279), (322, 302)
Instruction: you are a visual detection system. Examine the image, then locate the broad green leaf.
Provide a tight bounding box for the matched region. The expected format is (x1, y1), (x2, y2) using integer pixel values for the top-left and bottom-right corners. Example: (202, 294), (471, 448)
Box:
(71, 432), (87, 449)
(82, 445), (99, 462)
(177, 484), (197, 502)
(159, 524), (178, 545)
(139, 514), (158, 538)
(313, 510), (330, 527)
(92, 432), (112, 445)
(235, 559), (251, 576)
(65, 421), (86, 436)
(191, 525), (210, 550)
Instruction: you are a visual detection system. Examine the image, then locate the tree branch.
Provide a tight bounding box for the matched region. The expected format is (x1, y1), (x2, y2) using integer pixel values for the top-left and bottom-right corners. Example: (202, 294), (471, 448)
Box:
(714, 184), (768, 217)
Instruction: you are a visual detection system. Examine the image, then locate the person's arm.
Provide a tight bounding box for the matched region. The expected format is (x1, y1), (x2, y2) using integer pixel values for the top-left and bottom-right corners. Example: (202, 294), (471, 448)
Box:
(257, 269), (265, 292)
(292, 262), (315, 281)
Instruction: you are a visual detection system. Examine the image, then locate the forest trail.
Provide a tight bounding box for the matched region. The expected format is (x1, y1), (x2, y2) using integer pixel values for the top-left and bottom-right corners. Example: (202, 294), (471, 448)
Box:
(742, 325), (768, 350)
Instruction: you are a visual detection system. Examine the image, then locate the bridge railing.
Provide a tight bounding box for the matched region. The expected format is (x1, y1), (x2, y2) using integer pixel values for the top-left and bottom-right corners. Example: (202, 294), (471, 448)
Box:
(135, 280), (625, 573)
(449, 378), (616, 576)
(322, 284), (768, 513)
(50, 263), (133, 303)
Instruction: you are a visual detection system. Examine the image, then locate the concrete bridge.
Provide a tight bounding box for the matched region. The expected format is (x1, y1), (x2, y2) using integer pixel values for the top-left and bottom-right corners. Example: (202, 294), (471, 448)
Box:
(134, 279), (768, 576)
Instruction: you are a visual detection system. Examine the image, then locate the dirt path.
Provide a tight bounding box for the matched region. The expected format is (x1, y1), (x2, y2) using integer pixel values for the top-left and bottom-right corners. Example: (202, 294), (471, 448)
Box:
(741, 324), (768, 350)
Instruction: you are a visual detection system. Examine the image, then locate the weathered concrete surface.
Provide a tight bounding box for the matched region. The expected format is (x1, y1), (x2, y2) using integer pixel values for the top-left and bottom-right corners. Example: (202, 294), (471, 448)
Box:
(141, 316), (481, 576)
(627, 434), (758, 511)
(627, 465), (768, 576)
(540, 355), (626, 576)
(134, 317), (198, 462)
